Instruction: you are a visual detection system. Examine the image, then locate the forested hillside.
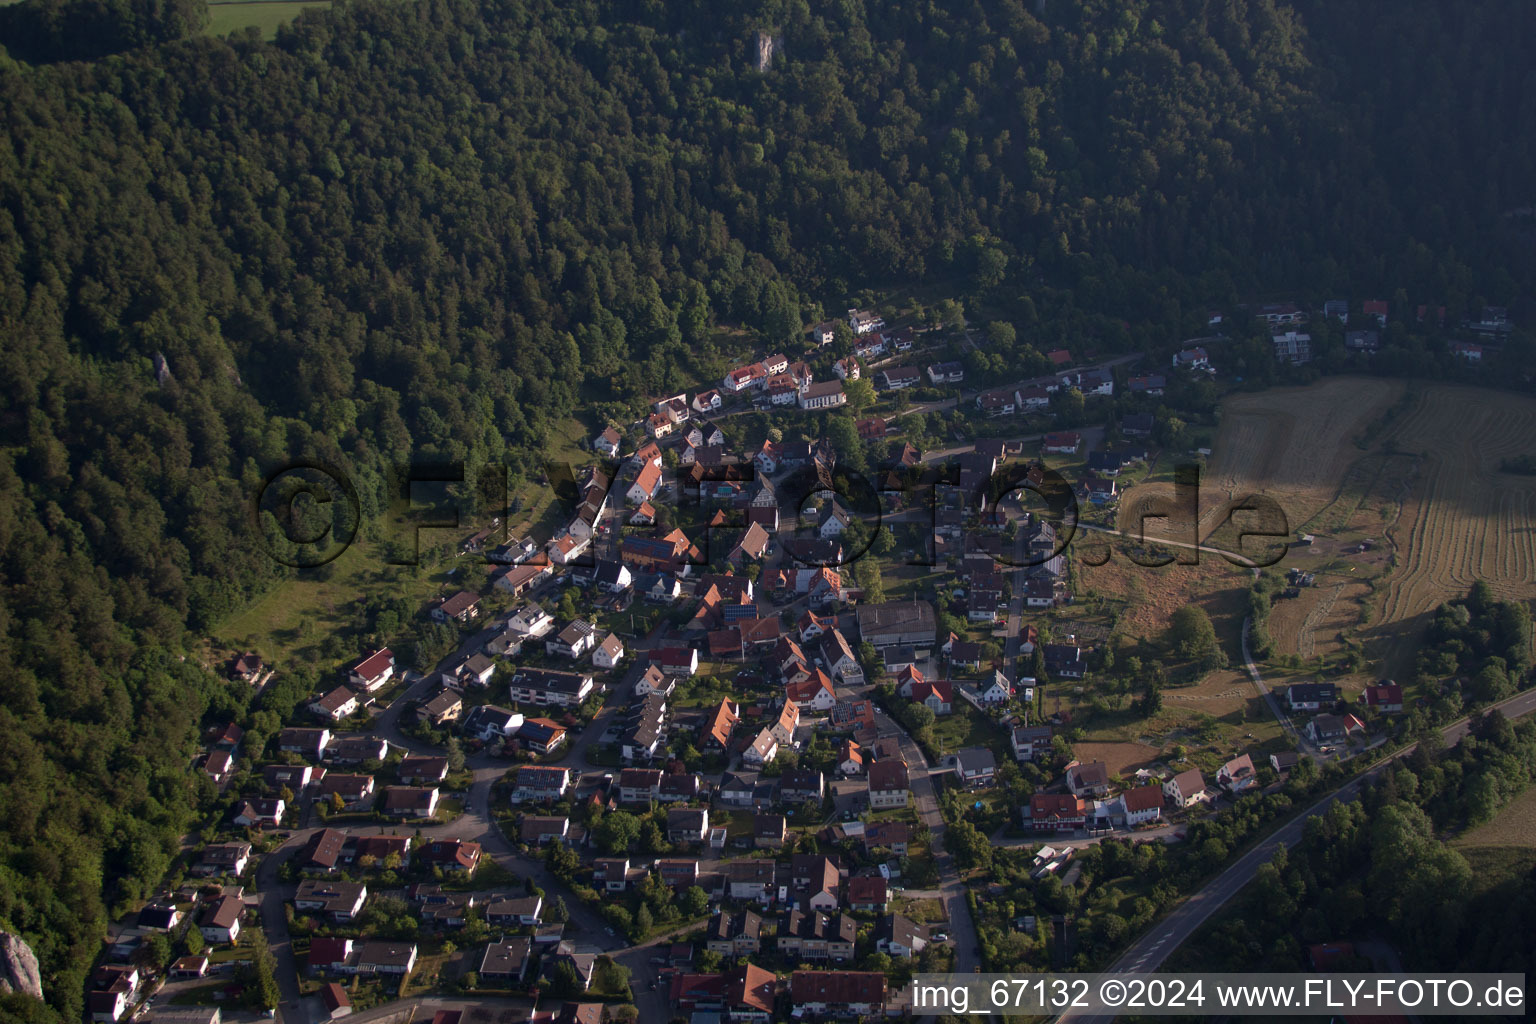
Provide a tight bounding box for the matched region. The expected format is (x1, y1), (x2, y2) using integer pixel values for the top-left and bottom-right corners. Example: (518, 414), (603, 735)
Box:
(0, 0), (1533, 1018)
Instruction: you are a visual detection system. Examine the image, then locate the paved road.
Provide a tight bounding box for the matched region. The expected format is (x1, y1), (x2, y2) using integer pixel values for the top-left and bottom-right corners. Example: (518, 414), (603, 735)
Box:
(1054, 687), (1536, 1024)
(888, 353), (1146, 422)
(258, 648), (639, 1024)
(872, 707), (982, 976)
(1239, 615), (1312, 757)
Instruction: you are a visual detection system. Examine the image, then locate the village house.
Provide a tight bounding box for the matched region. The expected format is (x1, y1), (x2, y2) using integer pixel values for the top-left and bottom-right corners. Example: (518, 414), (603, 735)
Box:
(1031, 793), (1086, 831)
(478, 938), (531, 984)
(1285, 682), (1338, 712)
(519, 816), (570, 845)
(743, 728), (779, 766)
(1011, 725), (1054, 763)
(946, 747), (997, 789)
(877, 914), (928, 958)
(1163, 768), (1206, 808)
(706, 910), (763, 957)
(724, 859), (778, 902)
(848, 308), (884, 334)
(1217, 754), (1258, 794)
(382, 786), (440, 819)
(592, 632), (624, 670)
(1307, 712), (1365, 744)
(430, 590), (481, 625)
(668, 964), (776, 1021)
(837, 740), (864, 776)
(463, 704), (523, 744)
(780, 768), (825, 805)
(1119, 785), (1166, 826)
(518, 717), (567, 755)
(199, 895), (244, 944)
(418, 689), (463, 727)
(1172, 346), (1210, 370)
(310, 687), (361, 722)
(753, 813), (788, 850)
(1364, 681), (1403, 712)
(232, 798), (285, 828)
(194, 842), (252, 878)
(1066, 761), (1112, 798)
(484, 895), (544, 927)
(317, 773), (376, 811)
(349, 649), (396, 693)
(353, 941), (418, 978)
(591, 426), (621, 458)
(545, 619), (597, 659)
(491, 562), (551, 599)
(295, 879), (369, 921)
(325, 735), (387, 765)
(779, 911), (856, 962)
(868, 758), (910, 809)
(847, 874), (889, 912)
(507, 667), (595, 707)
(790, 971), (887, 1017)
(398, 756), (449, 785)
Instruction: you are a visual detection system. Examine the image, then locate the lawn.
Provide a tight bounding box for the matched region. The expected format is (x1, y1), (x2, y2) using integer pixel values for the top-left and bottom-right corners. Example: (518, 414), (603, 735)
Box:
(206, 1), (330, 39)
(927, 703), (1003, 758)
(169, 983), (225, 1005)
(715, 810), (755, 837)
(892, 896), (947, 924)
(216, 532), (464, 671)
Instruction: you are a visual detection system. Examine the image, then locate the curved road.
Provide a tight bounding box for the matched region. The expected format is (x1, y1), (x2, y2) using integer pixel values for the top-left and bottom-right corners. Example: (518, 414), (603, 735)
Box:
(1055, 686), (1536, 1023)
(260, 663), (653, 1024)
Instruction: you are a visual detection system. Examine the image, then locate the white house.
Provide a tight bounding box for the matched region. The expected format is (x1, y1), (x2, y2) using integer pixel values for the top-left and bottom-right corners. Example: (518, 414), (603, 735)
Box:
(1163, 769), (1206, 808)
(849, 309), (885, 334)
(1119, 786), (1165, 826)
(627, 462), (664, 504)
(348, 650), (396, 693)
(592, 427), (622, 458)
(593, 633), (624, 670)
(548, 532), (591, 566)
(743, 728), (779, 766)
(310, 687), (360, 721)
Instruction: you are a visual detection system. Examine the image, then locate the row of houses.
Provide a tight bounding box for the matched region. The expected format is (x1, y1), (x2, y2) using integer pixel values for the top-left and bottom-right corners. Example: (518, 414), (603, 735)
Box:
(669, 963), (891, 1021)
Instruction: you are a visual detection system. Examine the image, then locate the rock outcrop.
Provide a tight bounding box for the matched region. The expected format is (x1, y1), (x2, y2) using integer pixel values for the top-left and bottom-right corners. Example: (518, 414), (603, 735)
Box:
(0, 931), (44, 1001)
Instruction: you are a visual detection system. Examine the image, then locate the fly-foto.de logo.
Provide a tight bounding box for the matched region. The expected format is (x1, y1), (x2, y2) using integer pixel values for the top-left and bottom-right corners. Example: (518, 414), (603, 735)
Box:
(253, 457), (1289, 570)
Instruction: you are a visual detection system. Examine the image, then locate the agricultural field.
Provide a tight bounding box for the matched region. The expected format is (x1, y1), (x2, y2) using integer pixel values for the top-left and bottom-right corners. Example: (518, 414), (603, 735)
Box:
(1369, 385), (1536, 671)
(1455, 785), (1536, 850)
(1069, 740), (1162, 777)
(1105, 379), (1536, 679)
(1200, 377), (1408, 534)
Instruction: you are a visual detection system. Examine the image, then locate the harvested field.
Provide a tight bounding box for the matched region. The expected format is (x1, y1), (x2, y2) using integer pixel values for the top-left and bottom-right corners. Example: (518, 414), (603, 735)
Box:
(1107, 380), (1536, 675)
(1266, 577), (1375, 660)
(1203, 378), (1406, 532)
(1159, 669), (1252, 718)
(1071, 741), (1162, 776)
(1374, 385), (1536, 626)
(1454, 785), (1536, 849)
(1116, 378), (1406, 552)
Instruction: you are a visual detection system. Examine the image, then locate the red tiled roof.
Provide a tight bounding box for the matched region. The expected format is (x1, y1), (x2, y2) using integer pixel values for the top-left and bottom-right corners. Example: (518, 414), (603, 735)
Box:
(847, 875), (887, 903)
(1122, 786), (1165, 812)
(353, 648), (394, 679)
(790, 970), (886, 1007)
